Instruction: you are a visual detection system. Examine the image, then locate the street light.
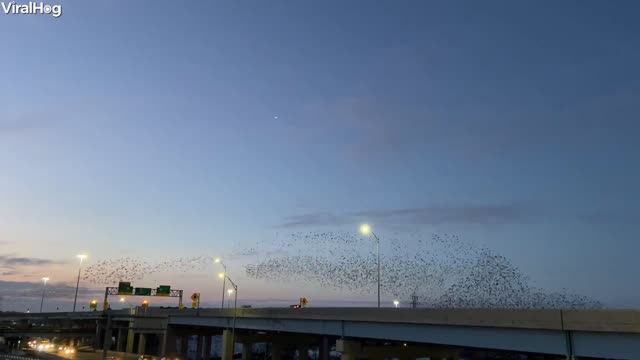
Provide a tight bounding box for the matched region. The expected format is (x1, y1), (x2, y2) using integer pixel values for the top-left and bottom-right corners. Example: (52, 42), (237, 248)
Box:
(219, 272), (238, 355)
(215, 257), (228, 308)
(40, 277), (49, 313)
(119, 297), (134, 314)
(73, 254), (87, 312)
(393, 300), (400, 308)
(227, 288), (234, 308)
(360, 224), (381, 308)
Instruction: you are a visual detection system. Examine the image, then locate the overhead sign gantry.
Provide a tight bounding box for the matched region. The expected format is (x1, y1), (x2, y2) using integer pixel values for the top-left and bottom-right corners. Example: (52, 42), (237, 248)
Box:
(102, 282), (183, 310)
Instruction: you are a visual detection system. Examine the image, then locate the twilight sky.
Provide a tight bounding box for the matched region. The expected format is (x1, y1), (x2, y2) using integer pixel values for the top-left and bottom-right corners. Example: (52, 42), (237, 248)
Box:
(1, 0), (639, 311)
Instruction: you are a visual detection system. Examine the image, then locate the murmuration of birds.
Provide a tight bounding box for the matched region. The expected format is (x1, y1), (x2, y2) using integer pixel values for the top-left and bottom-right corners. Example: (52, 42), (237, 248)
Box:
(81, 233), (602, 309)
(243, 232), (602, 309)
(82, 256), (215, 285)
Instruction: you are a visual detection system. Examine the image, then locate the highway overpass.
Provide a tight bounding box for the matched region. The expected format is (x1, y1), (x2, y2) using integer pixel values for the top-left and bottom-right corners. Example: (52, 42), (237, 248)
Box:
(2, 308), (640, 359)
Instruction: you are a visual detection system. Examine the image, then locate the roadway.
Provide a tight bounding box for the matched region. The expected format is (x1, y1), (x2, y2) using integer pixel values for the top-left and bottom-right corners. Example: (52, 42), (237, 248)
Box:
(4, 307), (640, 359)
(168, 307), (640, 359)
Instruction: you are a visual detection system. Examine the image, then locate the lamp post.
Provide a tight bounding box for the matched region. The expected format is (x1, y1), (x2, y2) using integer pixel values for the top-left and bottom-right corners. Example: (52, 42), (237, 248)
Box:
(219, 272), (238, 355)
(215, 258), (227, 308)
(40, 277), (49, 313)
(393, 300), (400, 308)
(73, 254), (87, 312)
(119, 297), (134, 314)
(227, 288), (234, 308)
(360, 224), (380, 308)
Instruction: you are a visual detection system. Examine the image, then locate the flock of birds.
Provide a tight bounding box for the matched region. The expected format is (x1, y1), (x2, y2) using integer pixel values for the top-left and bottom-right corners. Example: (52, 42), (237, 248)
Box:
(82, 256), (216, 285)
(244, 232), (602, 309)
(80, 232), (602, 309)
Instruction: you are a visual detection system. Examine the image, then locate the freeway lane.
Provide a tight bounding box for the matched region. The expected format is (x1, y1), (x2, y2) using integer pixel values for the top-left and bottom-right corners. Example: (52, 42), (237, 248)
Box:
(22, 350), (141, 360)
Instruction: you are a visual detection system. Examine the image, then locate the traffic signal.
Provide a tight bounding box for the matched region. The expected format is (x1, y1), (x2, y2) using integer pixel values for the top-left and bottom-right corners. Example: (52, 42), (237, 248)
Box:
(191, 293), (200, 308)
(89, 300), (98, 311)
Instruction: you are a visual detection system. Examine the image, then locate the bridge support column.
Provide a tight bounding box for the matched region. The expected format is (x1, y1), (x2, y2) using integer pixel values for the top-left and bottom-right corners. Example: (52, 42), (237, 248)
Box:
(180, 335), (190, 355)
(298, 345), (309, 360)
(126, 330), (135, 353)
(241, 342), (252, 360)
(94, 321), (104, 350)
(222, 330), (234, 360)
(116, 328), (127, 352)
(138, 333), (147, 354)
(271, 342), (283, 360)
(336, 339), (361, 360)
(202, 335), (212, 360)
(319, 336), (329, 360)
(196, 334), (203, 360)
(161, 327), (177, 357)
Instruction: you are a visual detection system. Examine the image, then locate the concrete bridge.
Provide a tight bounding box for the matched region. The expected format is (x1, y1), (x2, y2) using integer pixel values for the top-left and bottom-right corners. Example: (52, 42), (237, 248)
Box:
(2, 308), (640, 359)
(0, 311), (102, 350)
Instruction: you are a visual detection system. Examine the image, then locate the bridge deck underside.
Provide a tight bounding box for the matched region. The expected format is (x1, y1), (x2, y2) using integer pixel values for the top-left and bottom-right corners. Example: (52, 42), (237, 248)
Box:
(170, 316), (640, 359)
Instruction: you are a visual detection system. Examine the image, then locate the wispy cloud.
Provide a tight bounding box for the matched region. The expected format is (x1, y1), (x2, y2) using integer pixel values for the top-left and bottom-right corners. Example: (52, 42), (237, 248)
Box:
(278, 212), (353, 228)
(0, 254), (67, 269)
(0, 280), (102, 299)
(352, 205), (534, 225)
(579, 209), (639, 225)
(277, 204), (535, 228)
(0, 117), (47, 135)
(282, 88), (640, 163)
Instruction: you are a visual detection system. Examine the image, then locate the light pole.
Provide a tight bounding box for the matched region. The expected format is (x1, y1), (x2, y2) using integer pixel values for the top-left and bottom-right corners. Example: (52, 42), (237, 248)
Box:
(119, 297), (134, 311)
(73, 254), (87, 312)
(219, 272), (238, 354)
(227, 288), (234, 308)
(360, 224), (380, 308)
(215, 258), (227, 308)
(119, 297), (135, 315)
(40, 277), (49, 313)
(393, 300), (400, 308)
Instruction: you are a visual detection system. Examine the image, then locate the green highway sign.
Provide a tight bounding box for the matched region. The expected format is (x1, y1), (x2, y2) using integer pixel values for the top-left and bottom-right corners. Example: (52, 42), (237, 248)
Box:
(118, 282), (133, 295)
(157, 285), (171, 296)
(134, 287), (152, 296)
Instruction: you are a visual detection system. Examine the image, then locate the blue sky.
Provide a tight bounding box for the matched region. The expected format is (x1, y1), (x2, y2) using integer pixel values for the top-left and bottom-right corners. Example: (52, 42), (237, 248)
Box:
(1, 0), (639, 310)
